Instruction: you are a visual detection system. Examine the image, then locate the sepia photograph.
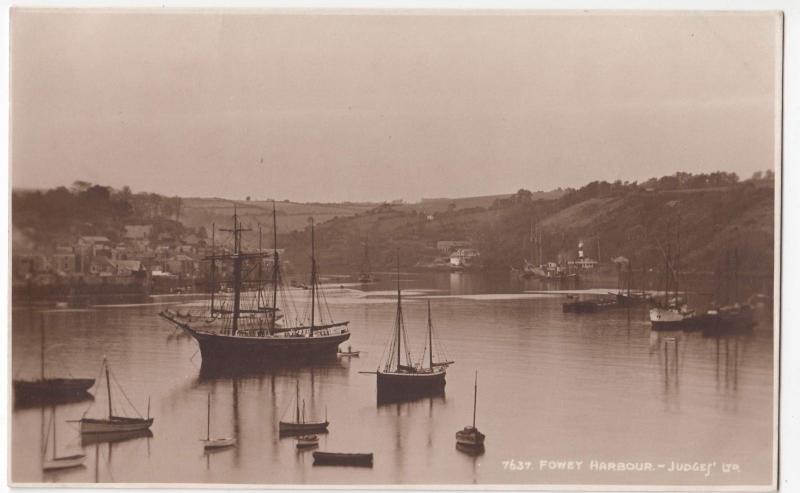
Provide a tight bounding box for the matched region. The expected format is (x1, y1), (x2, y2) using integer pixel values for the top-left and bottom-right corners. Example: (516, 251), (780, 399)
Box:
(7, 7), (782, 489)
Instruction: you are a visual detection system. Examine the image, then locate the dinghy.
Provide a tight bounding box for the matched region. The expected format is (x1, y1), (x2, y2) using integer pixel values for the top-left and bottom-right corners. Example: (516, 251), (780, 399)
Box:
(312, 451), (373, 467)
(279, 381), (329, 434)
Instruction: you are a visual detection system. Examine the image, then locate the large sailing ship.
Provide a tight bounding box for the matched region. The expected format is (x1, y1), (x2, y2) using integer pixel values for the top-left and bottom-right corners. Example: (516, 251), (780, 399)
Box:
(160, 204), (350, 366)
(366, 257), (454, 403)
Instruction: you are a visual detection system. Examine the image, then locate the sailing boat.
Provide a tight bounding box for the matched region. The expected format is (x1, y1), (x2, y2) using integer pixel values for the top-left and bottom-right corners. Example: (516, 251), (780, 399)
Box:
(649, 221), (697, 330)
(455, 371), (485, 450)
(369, 256), (454, 402)
(78, 358), (154, 434)
(357, 235), (376, 283)
(13, 317), (95, 403)
(202, 393), (236, 449)
(160, 204), (350, 365)
(42, 406), (86, 471)
(279, 381), (329, 434)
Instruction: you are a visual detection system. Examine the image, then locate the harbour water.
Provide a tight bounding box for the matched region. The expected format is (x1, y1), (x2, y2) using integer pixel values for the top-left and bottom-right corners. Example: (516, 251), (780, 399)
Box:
(11, 271), (774, 486)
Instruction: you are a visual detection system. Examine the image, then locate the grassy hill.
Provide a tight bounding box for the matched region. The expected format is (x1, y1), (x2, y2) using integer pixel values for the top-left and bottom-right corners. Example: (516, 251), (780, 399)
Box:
(273, 182), (775, 279)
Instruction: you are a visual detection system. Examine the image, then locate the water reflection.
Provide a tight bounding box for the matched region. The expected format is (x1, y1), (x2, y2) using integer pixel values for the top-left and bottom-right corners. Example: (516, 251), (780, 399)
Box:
(11, 271), (774, 485)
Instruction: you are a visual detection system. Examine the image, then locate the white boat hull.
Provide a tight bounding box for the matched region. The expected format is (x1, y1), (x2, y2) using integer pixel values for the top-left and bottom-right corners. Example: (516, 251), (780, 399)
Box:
(80, 417), (154, 434)
(203, 437), (236, 449)
(43, 455), (86, 471)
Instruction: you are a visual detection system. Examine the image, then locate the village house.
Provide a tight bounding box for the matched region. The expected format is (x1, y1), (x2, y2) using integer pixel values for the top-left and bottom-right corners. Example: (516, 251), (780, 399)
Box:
(437, 240), (472, 254)
(450, 248), (480, 267)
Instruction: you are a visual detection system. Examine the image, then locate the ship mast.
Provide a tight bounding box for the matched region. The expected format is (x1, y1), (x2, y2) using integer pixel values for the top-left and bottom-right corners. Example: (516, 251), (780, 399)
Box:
(210, 223), (215, 314)
(472, 370), (478, 428)
(396, 254), (402, 370)
(427, 300), (433, 370)
(105, 359), (112, 419)
(310, 219), (316, 335)
(220, 206), (251, 335)
(40, 316), (45, 380)
(271, 202), (279, 333)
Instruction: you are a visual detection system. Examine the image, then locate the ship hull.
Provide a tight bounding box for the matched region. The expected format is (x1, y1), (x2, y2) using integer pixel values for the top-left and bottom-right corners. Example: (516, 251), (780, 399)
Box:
(377, 370), (446, 403)
(193, 330), (350, 364)
(649, 307), (700, 330)
(279, 421), (329, 434)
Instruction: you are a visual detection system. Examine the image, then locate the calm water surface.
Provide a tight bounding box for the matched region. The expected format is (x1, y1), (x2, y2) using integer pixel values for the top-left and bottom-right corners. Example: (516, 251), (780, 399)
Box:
(11, 272), (774, 486)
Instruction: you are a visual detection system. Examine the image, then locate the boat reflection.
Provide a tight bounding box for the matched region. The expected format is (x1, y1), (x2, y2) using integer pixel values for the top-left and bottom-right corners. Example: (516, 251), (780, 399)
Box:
(198, 354), (345, 381)
(80, 429), (153, 447)
(15, 390), (94, 411)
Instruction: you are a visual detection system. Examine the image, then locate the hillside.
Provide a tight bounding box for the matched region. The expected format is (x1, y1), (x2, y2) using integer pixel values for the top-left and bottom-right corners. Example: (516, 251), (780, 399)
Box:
(274, 182), (775, 278)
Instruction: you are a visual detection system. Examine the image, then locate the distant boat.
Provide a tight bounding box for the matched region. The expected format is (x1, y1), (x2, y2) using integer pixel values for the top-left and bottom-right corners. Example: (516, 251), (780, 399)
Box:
(650, 222), (697, 330)
(78, 358), (154, 434)
(337, 345), (360, 357)
(202, 393), (236, 450)
(296, 434), (319, 449)
(456, 371), (485, 451)
(13, 317), (95, 404)
(369, 257), (454, 403)
(312, 451), (373, 467)
(279, 381), (329, 434)
(42, 406), (86, 471)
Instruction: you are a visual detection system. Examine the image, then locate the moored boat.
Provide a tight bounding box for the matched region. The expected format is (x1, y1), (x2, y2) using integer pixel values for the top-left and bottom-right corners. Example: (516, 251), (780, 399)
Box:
(296, 435), (319, 448)
(42, 406), (86, 472)
(456, 371), (485, 452)
(201, 393), (236, 450)
(368, 259), (454, 403)
(312, 451), (373, 467)
(159, 204), (350, 365)
(337, 345), (360, 357)
(13, 317), (95, 405)
(78, 358), (153, 435)
(279, 381), (329, 434)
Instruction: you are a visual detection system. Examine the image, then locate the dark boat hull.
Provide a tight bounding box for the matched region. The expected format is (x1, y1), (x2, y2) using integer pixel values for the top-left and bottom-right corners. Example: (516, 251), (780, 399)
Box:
(192, 329), (350, 364)
(377, 370), (446, 403)
(13, 378), (95, 405)
(313, 452), (373, 467)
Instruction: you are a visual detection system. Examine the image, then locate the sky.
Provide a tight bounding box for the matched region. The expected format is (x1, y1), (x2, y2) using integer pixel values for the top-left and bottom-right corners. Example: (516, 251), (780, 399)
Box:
(10, 10), (781, 202)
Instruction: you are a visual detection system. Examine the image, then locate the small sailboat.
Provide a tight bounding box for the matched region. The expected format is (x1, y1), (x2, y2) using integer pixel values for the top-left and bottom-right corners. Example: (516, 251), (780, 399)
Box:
(295, 434), (319, 449)
(456, 371), (485, 451)
(279, 382), (329, 434)
(202, 393), (236, 450)
(78, 358), (154, 434)
(337, 345), (360, 357)
(42, 406), (86, 471)
(13, 317), (95, 404)
(650, 223), (697, 330)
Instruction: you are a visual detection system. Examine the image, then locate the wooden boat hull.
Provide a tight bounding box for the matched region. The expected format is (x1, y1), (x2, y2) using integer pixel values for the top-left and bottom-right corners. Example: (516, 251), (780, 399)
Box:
(699, 306), (755, 335)
(43, 454), (86, 471)
(455, 442), (486, 456)
(313, 452), (373, 467)
(80, 429), (153, 447)
(377, 370), (446, 403)
(13, 378), (95, 401)
(279, 421), (329, 433)
(80, 417), (154, 434)
(649, 307), (699, 330)
(187, 325), (350, 363)
(203, 437), (236, 449)
(456, 426), (486, 446)
(296, 436), (319, 448)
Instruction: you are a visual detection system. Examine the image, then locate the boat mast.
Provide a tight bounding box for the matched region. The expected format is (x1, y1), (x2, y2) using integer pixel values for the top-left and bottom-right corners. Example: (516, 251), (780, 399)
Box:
(396, 254), (402, 369)
(210, 223), (215, 314)
(675, 217), (681, 305)
(207, 393), (211, 441)
(52, 405), (56, 460)
(271, 202), (279, 332)
(40, 316), (45, 380)
(221, 207), (250, 335)
(310, 219), (316, 334)
(472, 370), (478, 428)
(295, 381), (300, 423)
(105, 359), (112, 419)
(428, 300), (433, 370)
